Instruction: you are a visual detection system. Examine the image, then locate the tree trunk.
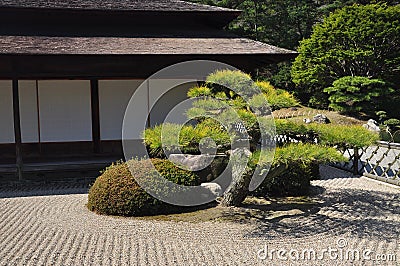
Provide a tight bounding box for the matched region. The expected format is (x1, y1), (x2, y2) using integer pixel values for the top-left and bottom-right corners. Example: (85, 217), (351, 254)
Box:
(220, 148), (252, 207)
(220, 151), (288, 207)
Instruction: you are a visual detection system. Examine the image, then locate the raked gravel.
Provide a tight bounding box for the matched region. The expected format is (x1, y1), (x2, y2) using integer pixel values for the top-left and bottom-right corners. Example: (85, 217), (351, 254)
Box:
(0, 166), (399, 266)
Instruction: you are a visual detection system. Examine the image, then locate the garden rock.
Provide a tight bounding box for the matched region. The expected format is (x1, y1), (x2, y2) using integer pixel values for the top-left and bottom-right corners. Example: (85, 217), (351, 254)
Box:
(312, 114), (330, 124)
(168, 154), (215, 171)
(200, 183), (222, 197)
(362, 119), (380, 132)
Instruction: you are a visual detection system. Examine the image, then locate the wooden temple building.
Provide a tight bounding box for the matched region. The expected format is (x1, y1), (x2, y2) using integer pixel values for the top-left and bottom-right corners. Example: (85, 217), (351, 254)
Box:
(0, 0), (296, 180)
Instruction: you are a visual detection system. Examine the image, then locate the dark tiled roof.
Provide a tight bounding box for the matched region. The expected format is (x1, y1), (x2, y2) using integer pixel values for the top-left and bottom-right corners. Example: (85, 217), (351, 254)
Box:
(0, 35), (296, 55)
(0, 0), (236, 12)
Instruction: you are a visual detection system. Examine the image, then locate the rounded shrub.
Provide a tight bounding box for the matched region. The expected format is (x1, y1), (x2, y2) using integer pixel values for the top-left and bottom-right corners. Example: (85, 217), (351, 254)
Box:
(384, 118), (400, 132)
(250, 143), (345, 197)
(87, 158), (200, 216)
(253, 162), (319, 197)
(324, 76), (391, 115)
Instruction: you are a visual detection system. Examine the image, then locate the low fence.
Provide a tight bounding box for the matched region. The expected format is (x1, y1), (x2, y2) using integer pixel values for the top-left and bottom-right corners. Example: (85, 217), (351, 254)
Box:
(334, 141), (400, 186)
(273, 108), (329, 119)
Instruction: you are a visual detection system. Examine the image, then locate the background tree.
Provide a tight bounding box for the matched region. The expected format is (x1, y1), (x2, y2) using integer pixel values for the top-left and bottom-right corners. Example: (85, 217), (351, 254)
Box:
(189, 1), (399, 97)
(291, 3), (400, 113)
(188, 0), (399, 51)
(190, 0), (319, 49)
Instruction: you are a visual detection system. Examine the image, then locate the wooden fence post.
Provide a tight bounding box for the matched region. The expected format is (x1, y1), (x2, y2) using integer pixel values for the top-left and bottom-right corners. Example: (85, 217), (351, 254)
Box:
(353, 147), (359, 175)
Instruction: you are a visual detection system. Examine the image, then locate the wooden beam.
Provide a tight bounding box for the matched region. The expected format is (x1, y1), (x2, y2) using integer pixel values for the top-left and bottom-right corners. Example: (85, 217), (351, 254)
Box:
(91, 79), (101, 153)
(0, 54), (287, 79)
(12, 79), (23, 180)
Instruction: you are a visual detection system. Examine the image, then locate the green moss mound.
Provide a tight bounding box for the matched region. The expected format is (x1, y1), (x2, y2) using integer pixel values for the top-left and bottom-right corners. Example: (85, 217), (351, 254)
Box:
(87, 158), (200, 216)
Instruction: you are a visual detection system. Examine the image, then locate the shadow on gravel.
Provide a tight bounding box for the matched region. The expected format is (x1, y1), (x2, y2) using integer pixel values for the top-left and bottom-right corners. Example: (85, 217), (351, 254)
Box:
(245, 187), (400, 240)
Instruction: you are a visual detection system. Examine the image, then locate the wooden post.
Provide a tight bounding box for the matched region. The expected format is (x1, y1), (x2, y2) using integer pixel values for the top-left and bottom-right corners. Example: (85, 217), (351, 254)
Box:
(35, 80), (42, 154)
(147, 79), (151, 128)
(12, 79), (23, 180)
(353, 147), (359, 175)
(91, 79), (101, 154)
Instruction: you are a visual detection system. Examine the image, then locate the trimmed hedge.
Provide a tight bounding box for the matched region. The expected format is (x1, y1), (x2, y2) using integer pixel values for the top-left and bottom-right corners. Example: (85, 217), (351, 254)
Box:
(87, 158), (200, 216)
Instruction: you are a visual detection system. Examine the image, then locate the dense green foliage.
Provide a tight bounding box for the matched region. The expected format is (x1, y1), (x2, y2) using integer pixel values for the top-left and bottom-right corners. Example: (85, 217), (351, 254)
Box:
(225, 0), (317, 50)
(144, 71), (299, 157)
(87, 159), (200, 216)
(143, 71), (375, 201)
(188, 1), (399, 118)
(384, 118), (400, 131)
(255, 81), (299, 110)
(92, 69), (381, 213)
(188, 0), (393, 50)
(324, 76), (392, 114)
(309, 123), (380, 148)
(250, 143), (345, 171)
(275, 119), (379, 148)
(188, 1), (399, 96)
(292, 3), (400, 110)
(145, 117), (377, 157)
(273, 143), (346, 166)
(251, 143), (346, 196)
(275, 119), (310, 136)
(253, 161), (316, 196)
(188, 70), (275, 151)
(143, 122), (230, 157)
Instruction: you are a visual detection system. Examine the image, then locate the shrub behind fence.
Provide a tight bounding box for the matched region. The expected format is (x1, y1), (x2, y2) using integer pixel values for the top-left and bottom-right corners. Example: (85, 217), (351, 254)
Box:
(276, 132), (400, 185)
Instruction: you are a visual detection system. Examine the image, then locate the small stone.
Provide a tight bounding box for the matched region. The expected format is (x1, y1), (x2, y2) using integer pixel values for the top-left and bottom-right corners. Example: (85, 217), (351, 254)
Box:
(200, 183), (222, 197)
(312, 114), (330, 124)
(362, 119), (380, 132)
(303, 118), (312, 124)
